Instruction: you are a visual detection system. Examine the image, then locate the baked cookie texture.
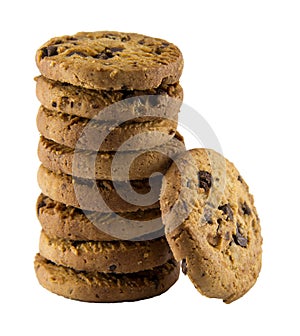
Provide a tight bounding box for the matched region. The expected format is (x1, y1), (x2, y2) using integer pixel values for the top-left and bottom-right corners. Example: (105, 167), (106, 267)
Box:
(37, 165), (161, 213)
(35, 31), (183, 91)
(38, 132), (185, 180)
(34, 31), (184, 302)
(39, 230), (173, 273)
(36, 106), (177, 152)
(160, 148), (262, 303)
(35, 76), (183, 121)
(34, 254), (180, 302)
(37, 194), (164, 241)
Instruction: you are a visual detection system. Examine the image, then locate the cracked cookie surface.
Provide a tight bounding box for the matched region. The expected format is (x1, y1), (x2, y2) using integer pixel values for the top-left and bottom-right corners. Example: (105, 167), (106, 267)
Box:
(36, 31), (183, 91)
(160, 148), (262, 303)
(35, 76), (183, 121)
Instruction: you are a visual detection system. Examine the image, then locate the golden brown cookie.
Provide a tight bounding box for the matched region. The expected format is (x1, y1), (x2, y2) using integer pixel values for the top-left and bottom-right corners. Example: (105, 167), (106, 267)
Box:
(37, 194), (164, 241)
(38, 133), (185, 180)
(35, 76), (183, 121)
(36, 106), (177, 152)
(34, 254), (180, 302)
(160, 149), (262, 303)
(37, 165), (161, 213)
(39, 230), (173, 273)
(35, 31), (183, 91)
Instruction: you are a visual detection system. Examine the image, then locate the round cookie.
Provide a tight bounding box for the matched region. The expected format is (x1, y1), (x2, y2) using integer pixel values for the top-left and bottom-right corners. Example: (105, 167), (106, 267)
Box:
(39, 230), (173, 274)
(35, 76), (183, 121)
(37, 165), (161, 213)
(36, 106), (177, 152)
(35, 31), (183, 91)
(38, 133), (185, 180)
(160, 148), (262, 303)
(37, 194), (164, 241)
(34, 254), (180, 302)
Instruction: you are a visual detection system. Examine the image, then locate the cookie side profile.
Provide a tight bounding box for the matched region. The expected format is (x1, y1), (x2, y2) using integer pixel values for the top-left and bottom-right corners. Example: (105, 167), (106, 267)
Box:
(36, 194), (164, 241)
(34, 254), (180, 302)
(38, 133), (185, 180)
(39, 230), (173, 273)
(37, 165), (161, 212)
(35, 31), (183, 91)
(160, 148), (262, 303)
(36, 106), (177, 152)
(35, 76), (183, 120)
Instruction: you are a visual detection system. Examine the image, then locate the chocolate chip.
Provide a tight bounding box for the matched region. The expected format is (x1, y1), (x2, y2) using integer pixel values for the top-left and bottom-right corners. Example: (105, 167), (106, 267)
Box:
(138, 39), (145, 45)
(110, 47), (124, 53)
(242, 202), (251, 215)
(47, 45), (58, 57)
(233, 225), (248, 247)
(237, 175), (244, 183)
(67, 51), (87, 57)
(198, 171), (212, 192)
(51, 102), (57, 108)
(121, 36), (131, 42)
(40, 45), (58, 59)
(181, 259), (187, 275)
(109, 265), (117, 272)
(94, 48), (114, 60)
(218, 204), (234, 221)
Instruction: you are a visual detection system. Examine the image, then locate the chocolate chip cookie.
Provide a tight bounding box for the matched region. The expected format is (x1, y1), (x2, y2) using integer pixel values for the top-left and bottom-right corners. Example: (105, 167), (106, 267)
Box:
(37, 194), (164, 241)
(37, 165), (161, 213)
(39, 230), (173, 273)
(36, 106), (177, 152)
(34, 254), (180, 302)
(35, 31), (183, 91)
(35, 76), (183, 121)
(38, 132), (185, 180)
(160, 148), (262, 303)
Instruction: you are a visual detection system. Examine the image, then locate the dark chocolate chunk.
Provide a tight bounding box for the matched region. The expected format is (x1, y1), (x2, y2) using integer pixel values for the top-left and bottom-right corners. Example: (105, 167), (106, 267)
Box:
(109, 265), (117, 272)
(181, 259), (187, 275)
(218, 204), (234, 221)
(40, 45), (58, 59)
(93, 48), (114, 60)
(233, 225), (248, 247)
(138, 39), (145, 45)
(51, 102), (57, 108)
(198, 171), (212, 192)
(110, 47), (124, 53)
(237, 175), (244, 183)
(47, 45), (58, 57)
(242, 202), (251, 215)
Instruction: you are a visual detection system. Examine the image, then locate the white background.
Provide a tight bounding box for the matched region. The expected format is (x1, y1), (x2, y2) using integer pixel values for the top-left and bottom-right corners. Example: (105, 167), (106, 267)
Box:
(1, 0), (299, 335)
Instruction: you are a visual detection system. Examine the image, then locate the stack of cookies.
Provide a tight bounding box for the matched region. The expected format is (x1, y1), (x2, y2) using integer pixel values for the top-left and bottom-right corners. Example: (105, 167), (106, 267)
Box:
(34, 31), (185, 302)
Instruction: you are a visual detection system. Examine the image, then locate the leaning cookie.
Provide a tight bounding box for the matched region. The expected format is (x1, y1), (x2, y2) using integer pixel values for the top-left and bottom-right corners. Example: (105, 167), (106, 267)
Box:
(38, 133), (185, 180)
(35, 76), (183, 121)
(35, 31), (183, 91)
(34, 254), (180, 302)
(160, 148), (262, 303)
(36, 106), (177, 152)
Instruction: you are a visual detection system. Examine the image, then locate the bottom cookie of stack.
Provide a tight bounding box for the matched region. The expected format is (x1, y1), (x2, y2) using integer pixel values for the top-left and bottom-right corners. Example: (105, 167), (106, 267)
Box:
(34, 254), (179, 302)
